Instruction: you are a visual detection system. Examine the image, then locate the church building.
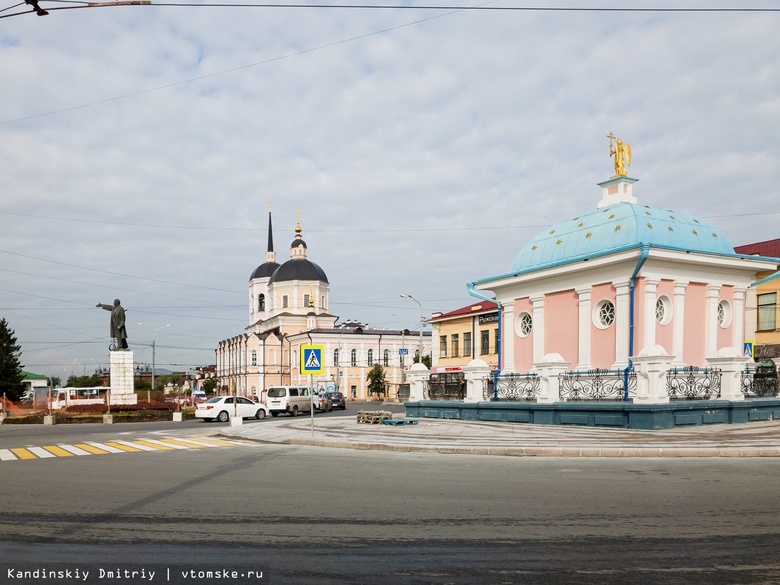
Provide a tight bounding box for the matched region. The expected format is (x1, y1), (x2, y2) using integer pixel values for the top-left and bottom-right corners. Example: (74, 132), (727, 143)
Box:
(215, 212), (431, 402)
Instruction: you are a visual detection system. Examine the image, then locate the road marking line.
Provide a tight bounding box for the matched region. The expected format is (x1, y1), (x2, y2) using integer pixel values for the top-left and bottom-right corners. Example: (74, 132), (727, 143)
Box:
(11, 448), (37, 460)
(73, 443), (110, 455)
(85, 442), (127, 454)
(157, 438), (207, 449)
(102, 441), (143, 452)
(42, 445), (75, 457)
(138, 438), (189, 450)
(0, 449), (18, 461)
(57, 445), (93, 456)
(27, 447), (56, 458)
(131, 440), (176, 451)
(184, 437), (237, 447)
(113, 440), (162, 452)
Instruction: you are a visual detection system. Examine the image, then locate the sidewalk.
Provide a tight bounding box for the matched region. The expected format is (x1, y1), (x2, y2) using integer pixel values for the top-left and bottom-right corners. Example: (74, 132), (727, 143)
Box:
(219, 413), (780, 457)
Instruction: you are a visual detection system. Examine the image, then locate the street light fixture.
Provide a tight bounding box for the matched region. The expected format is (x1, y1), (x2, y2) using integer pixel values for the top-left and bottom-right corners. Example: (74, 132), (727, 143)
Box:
(137, 322), (170, 402)
(400, 294), (424, 366)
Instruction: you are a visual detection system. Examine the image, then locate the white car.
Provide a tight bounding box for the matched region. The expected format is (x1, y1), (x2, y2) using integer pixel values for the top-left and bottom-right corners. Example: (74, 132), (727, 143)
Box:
(195, 396), (268, 423)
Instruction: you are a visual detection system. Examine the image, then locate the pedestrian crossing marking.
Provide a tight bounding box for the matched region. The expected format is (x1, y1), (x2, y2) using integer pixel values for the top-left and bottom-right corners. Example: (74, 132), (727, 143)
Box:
(102, 441), (143, 453)
(73, 443), (111, 455)
(42, 445), (75, 457)
(0, 436), (243, 462)
(158, 438), (207, 449)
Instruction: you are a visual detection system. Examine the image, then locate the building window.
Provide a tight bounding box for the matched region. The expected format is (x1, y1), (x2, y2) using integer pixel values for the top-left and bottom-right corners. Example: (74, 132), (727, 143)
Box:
(383, 349), (390, 366)
(718, 300), (732, 328)
(351, 349), (357, 367)
(656, 296), (672, 326)
(333, 349), (339, 367)
(464, 332), (472, 356)
(758, 293), (777, 331)
(258, 294), (265, 312)
(480, 330), (489, 355)
(282, 295), (289, 309)
(594, 300), (615, 329)
(303, 293), (311, 308)
(515, 312), (533, 338)
(439, 336), (447, 358)
(451, 334), (459, 357)
(251, 350), (257, 366)
(321, 295), (325, 309)
(367, 349), (374, 366)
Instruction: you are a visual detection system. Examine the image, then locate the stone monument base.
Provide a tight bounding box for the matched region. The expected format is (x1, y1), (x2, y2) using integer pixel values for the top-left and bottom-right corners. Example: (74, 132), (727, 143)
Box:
(110, 349), (137, 406)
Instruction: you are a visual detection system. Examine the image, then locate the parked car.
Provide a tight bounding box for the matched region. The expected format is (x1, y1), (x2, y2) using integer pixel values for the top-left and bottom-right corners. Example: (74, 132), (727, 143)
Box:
(195, 396), (268, 422)
(325, 391), (346, 410)
(312, 392), (333, 412)
(266, 386), (314, 417)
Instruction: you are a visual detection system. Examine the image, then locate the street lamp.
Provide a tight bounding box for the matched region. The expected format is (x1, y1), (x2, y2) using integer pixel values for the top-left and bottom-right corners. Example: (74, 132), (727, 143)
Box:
(400, 294), (424, 366)
(137, 322), (170, 402)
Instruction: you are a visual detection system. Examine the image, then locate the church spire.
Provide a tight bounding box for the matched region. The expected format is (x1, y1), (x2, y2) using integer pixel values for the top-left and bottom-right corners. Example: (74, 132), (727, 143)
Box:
(265, 204), (276, 264)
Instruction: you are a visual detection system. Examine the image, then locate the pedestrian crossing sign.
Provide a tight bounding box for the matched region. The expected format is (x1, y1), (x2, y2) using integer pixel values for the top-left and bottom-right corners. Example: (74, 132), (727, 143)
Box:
(301, 344), (325, 374)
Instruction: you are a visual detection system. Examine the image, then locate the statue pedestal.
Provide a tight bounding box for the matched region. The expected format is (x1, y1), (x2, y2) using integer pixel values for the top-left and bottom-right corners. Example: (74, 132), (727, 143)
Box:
(110, 350), (137, 405)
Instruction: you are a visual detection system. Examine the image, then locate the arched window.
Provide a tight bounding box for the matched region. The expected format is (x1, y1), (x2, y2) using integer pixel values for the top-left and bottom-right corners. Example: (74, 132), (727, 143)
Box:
(367, 349), (374, 366)
(251, 350), (257, 366)
(258, 294), (265, 312)
(383, 349), (390, 366)
(351, 349), (357, 366)
(333, 349), (339, 367)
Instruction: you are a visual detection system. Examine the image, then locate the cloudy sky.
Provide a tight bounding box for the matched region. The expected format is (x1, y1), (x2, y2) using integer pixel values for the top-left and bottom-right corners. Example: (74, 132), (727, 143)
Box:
(2, 1), (779, 380)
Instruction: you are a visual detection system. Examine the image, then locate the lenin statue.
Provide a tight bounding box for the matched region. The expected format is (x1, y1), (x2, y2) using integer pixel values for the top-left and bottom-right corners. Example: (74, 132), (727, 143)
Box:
(97, 299), (129, 350)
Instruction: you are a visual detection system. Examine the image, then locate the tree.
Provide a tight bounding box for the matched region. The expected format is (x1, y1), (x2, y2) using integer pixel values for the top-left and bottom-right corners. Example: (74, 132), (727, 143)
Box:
(65, 373), (103, 388)
(366, 364), (387, 400)
(201, 377), (219, 393)
(413, 350), (432, 369)
(0, 318), (25, 401)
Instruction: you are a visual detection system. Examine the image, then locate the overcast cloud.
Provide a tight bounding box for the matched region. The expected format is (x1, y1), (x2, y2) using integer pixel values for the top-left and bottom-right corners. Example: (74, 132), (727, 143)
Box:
(2, 1), (779, 380)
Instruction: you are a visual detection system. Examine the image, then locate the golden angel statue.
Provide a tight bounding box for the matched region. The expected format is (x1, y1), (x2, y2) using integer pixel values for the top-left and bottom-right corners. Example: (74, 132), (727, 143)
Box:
(608, 132), (631, 177)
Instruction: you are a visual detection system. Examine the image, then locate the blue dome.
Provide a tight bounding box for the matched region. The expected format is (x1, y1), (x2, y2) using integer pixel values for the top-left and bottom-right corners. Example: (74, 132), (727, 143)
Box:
(511, 202), (735, 272)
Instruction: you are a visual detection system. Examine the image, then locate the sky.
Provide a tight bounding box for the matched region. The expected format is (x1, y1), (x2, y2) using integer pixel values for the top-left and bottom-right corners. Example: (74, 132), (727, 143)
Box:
(2, 1), (779, 381)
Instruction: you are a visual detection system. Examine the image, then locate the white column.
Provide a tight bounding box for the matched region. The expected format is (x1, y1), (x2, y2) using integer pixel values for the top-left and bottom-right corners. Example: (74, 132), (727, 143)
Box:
(613, 281), (631, 368)
(533, 353), (570, 404)
(672, 281), (688, 367)
(576, 286), (592, 370)
(732, 287), (747, 351)
(705, 285), (721, 359)
(531, 295), (545, 365)
(643, 278), (660, 351)
(502, 303), (515, 373)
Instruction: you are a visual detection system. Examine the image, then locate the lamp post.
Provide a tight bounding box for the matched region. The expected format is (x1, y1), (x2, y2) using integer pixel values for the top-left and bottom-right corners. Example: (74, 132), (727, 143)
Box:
(138, 323), (170, 402)
(400, 294), (424, 366)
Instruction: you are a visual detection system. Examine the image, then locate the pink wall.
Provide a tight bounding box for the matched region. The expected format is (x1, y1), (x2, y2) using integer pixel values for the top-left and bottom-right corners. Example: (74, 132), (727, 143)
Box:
(545, 290), (578, 365)
(513, 298), (534, 372)
(590, 283), (616, 369)
(717, 285), (734, 350)
(684, 283), (707, 366)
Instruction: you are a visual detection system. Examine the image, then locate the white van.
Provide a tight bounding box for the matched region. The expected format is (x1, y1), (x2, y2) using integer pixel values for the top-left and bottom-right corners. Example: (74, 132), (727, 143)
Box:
(266, 386), (314, 417)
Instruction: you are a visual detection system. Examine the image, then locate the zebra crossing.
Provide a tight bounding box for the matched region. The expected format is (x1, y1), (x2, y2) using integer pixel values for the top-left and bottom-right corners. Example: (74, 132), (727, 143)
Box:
(0, 436), (242, 462)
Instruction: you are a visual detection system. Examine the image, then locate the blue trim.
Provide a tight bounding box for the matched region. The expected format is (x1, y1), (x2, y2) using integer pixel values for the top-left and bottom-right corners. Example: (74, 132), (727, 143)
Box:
(625, 244), (649, 401)
(467, 283), (500, 401)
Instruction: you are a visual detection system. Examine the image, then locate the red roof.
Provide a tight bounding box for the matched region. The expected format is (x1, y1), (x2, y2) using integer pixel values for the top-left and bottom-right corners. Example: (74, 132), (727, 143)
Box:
(734, 238), (780, 258)
(430, 300), (498, 322)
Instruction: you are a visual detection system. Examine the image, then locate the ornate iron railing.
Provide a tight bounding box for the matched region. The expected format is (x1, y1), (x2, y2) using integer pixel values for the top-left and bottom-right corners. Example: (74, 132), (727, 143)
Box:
(559, 369), (636, 402)
(666, 366), (721, 400)
(425, 372), (466, 400)
(741, 365), (779, 398)
(484, 373), (539, 401)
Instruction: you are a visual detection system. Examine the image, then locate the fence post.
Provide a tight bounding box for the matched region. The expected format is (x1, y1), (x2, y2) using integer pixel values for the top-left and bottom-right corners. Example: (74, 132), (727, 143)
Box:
(632, 345), (673, 403)
(707, 347), (750, 401)
(463, 359), (491, 403)
(533, 353), (570, 403)
(406, 363), (430, 401)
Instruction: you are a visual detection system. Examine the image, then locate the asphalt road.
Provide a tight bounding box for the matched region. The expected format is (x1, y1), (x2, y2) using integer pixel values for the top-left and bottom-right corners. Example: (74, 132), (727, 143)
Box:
(1, 431), (780, 584)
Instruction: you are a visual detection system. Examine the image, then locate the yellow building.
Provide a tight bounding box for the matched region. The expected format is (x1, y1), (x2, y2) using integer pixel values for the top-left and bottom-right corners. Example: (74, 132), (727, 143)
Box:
(428, 300), (499, 372)
(735, 238), (780, 360)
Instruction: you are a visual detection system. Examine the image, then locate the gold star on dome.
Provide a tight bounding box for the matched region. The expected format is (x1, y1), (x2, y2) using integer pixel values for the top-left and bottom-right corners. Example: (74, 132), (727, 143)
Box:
(586, 232), (593, 238)
(615, 225), (622, 232)
(668, 226), (674, 232)
(549, 229), (556, 235)
(712, 233), (718, 238)
(578, 222), (584, 228)
(694, 219), (700, 224)
(692, 230), (698, 236)
(532, 245), (538, 251)
(556, 240), (562, 245)
(669, 215), (676, 220)
(609, 214), (616, 219)
(647, 223), (653, 229)
(645, 211), (651, 216)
